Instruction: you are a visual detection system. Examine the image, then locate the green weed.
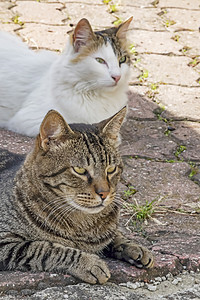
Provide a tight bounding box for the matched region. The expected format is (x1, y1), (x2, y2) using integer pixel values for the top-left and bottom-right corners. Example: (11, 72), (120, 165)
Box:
(130, 199), (156, 221)
(12, 15), (24, 26)
(113, 18), (123, 26)
(188, 57), (200, 68)
(139, 69), (149, 82)
(164, 19), (176, 27)
(123, 186), (137, 199)
(174, 145), (186, 158)
(171, 35), (180, 42)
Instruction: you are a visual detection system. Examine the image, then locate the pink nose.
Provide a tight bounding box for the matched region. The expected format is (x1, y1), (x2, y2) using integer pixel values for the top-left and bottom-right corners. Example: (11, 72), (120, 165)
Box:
(112, 75), (121, 83)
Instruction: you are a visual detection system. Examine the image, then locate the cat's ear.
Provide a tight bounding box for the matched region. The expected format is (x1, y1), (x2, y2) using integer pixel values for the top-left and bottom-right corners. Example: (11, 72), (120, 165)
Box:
(116, 17), (133, 40)
(99, 106), (127, 146)
(39, 110), (74, 151)
(73, 18), (95, 52)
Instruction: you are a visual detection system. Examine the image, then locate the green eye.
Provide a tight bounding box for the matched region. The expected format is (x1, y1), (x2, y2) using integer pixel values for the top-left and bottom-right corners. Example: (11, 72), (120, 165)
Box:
(119, 56), (126, 64)
(107, 166), (117, 175)
(96, 57), (106, 64)
(73, 167), (87, 175)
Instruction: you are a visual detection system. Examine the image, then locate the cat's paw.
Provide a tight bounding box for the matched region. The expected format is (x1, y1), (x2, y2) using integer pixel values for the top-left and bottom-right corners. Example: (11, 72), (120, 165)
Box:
(115, 242), (154, 269)
(70, 253), (110, 284)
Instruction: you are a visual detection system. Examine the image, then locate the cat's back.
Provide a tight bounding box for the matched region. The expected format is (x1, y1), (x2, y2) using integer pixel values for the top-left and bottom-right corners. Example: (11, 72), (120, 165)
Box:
(0, 31), (28, 51)
(0, 32), (57, 126)
(0, 149), (25, 231)
(0, 149), (24, 198)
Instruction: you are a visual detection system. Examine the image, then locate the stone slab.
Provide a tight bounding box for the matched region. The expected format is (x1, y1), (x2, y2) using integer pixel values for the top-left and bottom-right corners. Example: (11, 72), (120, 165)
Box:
(136, 54), (199, 86)
(129, 30), (181, 55)
(170, 121), (200, 161)
(120, 119), (177, 159)
(122, 157), (200, 209)
(114, 7), (163, 31)
(157, 86), (200, 121)
(158, 0), (200, 10)
(13, 1), (65, 25)
(120, 0), (156, 8)
(0, 129), (34, 154)
(0, 2), (14, 23)
(127, 87), (158, 120)
(61, 3), (115, 29)
(19, 24), (70, 51)
(176, 31), (200, 57)
(161, 8), (200, 31)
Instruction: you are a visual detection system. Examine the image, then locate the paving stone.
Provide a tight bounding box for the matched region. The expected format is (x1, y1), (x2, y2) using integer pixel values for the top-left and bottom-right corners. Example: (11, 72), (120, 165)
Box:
(0, 23), (20, 33)
(157, 86), (200, 121)
(0, 129), (34, 154)
(122, 158), (200, 208)
(136, 54), (199, 86)
(0, 2), (14, 24)
(120, 119), (177, 159)
(19, 23), (70, 51)
(120, 0), (156, 8)
(158, 0), (200, 10)
(114, 7), (163, 31)
(30, 284), (148, 300)
(162, 8), (200, 31)
(169, 121), (200, 161)
(127, 87), (158, 120)
(129, 30), (181, 55)
(61, 3), (115, 29)
(176, 31), (200, 57)
(13, 1), (65, 25)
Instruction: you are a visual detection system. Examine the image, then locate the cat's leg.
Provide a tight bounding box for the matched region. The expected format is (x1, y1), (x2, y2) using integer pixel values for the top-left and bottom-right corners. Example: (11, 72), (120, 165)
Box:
(0, 234), (110, 284)
(104, 231), (154, 268)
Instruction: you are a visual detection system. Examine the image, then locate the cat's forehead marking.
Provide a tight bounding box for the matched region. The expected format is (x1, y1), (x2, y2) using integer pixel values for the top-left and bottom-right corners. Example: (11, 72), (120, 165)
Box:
(95, 30), (121, 57)
(80, 131), (109, 167)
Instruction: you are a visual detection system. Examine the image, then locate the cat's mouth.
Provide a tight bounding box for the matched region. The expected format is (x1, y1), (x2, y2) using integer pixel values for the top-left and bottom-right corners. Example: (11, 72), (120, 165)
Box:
(71, 200), (108, 214)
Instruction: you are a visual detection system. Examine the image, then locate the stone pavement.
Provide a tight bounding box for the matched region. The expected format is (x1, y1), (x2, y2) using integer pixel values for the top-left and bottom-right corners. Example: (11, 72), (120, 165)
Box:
(0, 0), (200, 299)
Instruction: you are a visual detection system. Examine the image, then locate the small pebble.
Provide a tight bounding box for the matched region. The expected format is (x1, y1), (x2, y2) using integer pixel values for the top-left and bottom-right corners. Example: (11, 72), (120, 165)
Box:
(146, 284), (157, 292)
(176, 277), (182, 282)
(127, 282), (139, 290)
(140, 282), (145, 287)
(161, 276), (167, 281)
(172, 279), (179, 285)
(166, 273), (173, 279)
(154, 281), (161, 285)
(195, 279), (200, 284)
(155, 277), (162, 282)
(183, 266), (187, 270)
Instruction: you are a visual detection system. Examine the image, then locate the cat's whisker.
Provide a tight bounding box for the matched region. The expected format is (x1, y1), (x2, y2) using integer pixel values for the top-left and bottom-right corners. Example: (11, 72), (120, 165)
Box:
(40, 196), (76, 230)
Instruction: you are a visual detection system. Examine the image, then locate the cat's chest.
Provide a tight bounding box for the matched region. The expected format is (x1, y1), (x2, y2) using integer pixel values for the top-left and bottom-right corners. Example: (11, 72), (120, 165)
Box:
(62, 212), (119, 252)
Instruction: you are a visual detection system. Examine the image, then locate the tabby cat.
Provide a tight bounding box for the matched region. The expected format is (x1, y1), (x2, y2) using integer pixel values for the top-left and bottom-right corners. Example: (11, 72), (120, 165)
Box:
(0, 17), (132, 136)
(0, 108), (153, 284)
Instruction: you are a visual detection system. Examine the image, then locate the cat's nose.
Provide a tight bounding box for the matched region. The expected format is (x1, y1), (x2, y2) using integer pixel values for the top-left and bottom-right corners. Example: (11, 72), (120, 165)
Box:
(96, 189), (109, 200)
(112, 75), (121, 83)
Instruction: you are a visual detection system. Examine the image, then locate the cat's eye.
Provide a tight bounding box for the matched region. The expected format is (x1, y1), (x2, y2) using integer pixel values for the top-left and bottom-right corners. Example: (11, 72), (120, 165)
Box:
(107, 166), (117, 175)
(73, 167), (87, 175)
(96, 57), (106, 64)
(119, 56), (126, 64)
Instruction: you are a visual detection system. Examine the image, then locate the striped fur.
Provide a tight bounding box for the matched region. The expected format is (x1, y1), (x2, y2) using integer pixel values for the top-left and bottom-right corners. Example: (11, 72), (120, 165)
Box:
(0, 108), (154, 284)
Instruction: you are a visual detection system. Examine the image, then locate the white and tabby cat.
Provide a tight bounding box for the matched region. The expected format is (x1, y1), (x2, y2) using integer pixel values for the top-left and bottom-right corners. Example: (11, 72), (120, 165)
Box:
(0, 17), (132, 136)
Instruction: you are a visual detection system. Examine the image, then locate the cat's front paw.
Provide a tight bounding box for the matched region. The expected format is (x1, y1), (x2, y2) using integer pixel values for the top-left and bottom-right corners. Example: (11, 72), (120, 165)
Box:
(70, 253), (110, 284)
(115, 242), (154, 269)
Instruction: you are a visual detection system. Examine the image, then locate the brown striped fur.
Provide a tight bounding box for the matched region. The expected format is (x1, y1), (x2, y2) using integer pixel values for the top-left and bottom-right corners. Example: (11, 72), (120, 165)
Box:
(0, 108), (154, 284)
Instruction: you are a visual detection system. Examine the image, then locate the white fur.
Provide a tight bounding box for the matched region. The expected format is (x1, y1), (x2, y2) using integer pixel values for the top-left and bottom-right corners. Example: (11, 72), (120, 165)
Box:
(0, 32), (130, 136)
